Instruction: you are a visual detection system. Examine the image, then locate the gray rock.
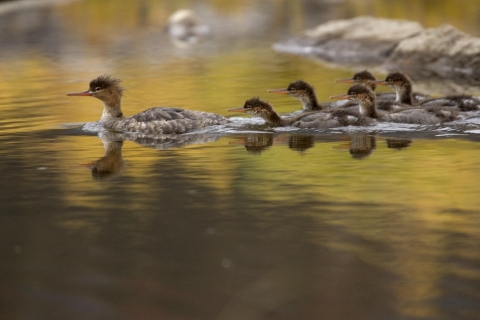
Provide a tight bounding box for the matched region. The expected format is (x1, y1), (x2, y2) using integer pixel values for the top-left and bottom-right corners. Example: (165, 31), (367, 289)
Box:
(273, 16), (423, 63)
(273, 16), (480, 86)
(384, 24), (480, 83)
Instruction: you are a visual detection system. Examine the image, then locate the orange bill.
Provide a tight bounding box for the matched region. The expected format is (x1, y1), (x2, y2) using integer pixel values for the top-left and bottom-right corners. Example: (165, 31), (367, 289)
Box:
(267, 88), (289, 95)
(335, 78), (355, 84)
(227, 107), (247, 113)
(67, 90), (92, 96)
(329, 93), (350, 100)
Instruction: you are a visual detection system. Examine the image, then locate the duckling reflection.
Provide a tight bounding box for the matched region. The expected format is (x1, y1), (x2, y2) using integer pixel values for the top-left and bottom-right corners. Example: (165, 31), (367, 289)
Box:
(243, 133), (274, 155)
(229, 133), (314, 155)
(88, 132), (125, 181)
(228, 134), (274, 155)
(349, 135), (377, 160)
(385, 138), (412, 150)
(288, 135), (315, 153)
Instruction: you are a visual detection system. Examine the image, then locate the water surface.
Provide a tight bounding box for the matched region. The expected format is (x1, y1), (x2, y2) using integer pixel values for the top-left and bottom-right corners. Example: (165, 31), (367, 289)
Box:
(1, 1), (480, 319)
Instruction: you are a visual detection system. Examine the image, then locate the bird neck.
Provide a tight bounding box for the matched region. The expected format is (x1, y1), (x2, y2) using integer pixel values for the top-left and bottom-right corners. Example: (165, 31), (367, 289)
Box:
(263, 110), (286, 126)
(100, 97), (125, 124)
(299, 92), (322, 111)
(359, 96), (378, 118)
(396, 84), (413, 105)
(367, 82), (377, 91)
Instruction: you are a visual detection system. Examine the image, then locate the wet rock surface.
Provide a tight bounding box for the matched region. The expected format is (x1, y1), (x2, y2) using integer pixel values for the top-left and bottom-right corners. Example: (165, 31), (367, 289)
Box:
(274, 16), (480, 85)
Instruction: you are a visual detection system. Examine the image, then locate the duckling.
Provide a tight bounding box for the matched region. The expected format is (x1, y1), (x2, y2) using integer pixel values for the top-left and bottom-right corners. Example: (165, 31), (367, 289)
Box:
(228, 97), (372, 129)
(331, 84), (460, 125)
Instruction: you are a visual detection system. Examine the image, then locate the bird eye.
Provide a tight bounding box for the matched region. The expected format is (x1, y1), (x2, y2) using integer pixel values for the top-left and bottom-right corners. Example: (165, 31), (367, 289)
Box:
(290, 89), (296, 93)
(95, 87), (101, 91)
(350, 92), (356, 96)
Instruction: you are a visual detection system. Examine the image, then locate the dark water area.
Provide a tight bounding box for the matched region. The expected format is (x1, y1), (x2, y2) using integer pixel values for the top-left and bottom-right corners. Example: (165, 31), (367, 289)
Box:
(1, 1), (480, 319)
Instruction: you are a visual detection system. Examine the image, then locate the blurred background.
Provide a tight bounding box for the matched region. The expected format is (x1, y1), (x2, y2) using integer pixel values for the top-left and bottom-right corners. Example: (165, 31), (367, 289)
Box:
(1, 1), (480, 319)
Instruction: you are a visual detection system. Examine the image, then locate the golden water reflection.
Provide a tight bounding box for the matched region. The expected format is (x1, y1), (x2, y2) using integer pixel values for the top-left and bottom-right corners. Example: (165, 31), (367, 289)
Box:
(2, 0), (480, 319)
(52, 132), (480, 319)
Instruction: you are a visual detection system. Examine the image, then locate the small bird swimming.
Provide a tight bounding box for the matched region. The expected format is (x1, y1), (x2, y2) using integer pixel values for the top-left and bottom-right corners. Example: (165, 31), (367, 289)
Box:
(267, 79), (357, 111)
(228, 97), (372, 129)
(373, 71), (416, 105)
(331, 84), (460, 125)
(374, 71), (480, 111)
(267, 80), (325, 111)
(336, 70), (432, 110)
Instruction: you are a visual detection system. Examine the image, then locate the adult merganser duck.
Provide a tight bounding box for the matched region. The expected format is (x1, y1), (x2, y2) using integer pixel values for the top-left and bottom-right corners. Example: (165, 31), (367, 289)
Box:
(228, 97), (372, 128)
(67, 75), (228, 134)
(331, 84), (459, 125)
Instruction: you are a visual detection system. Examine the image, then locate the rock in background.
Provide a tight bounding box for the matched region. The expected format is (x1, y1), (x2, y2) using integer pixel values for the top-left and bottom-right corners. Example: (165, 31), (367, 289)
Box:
(273, 16), (423, 64)
(274, 16), (480, 90)
(384, 24), (480, 83)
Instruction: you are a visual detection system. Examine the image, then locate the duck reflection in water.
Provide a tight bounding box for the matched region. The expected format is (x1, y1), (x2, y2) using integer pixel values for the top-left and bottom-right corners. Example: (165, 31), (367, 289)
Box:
(242, 134), (274, 155)
(385, 138), (412, 149)
(348, 135), (377, 160)
(334, 135), (411, 159)
(230, 133), (315, 155)
(231, 133), (412, 158)
(124, 132), (223, 150)
(230, 133), (316, 155)
(84, 132), (125, 181)
(84, 131), (225, 180)
(288, 135), (315, 153)
(330, 135), (376, 160)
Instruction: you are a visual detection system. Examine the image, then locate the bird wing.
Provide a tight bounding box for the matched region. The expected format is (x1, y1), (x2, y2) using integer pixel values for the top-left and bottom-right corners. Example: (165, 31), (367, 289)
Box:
(123, 108), (227, 134)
